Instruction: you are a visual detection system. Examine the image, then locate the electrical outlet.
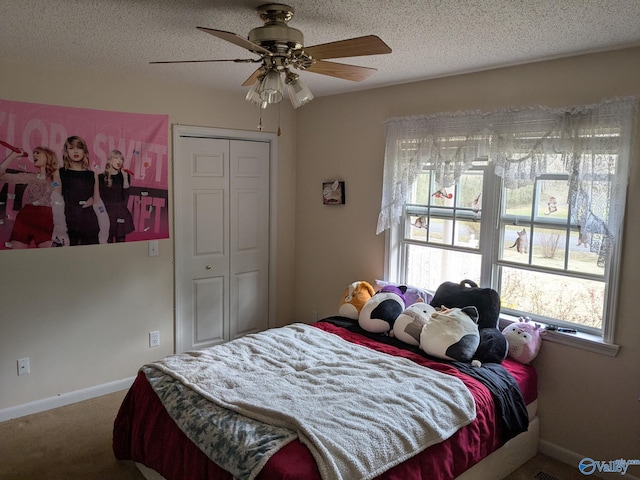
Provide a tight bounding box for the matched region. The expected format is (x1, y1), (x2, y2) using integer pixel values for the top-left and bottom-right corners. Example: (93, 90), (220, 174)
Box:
(149, 330), (160, 347)
(17, 357), (30, 376)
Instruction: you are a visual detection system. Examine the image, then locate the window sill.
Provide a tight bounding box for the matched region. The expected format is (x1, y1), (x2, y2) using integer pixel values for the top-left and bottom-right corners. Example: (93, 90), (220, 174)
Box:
(498, 315), (620, 357)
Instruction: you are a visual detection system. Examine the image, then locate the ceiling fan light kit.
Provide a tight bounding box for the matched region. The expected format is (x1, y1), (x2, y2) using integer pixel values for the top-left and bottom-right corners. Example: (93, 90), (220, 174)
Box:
(245, 76), (267, 109)
(260, 68), (284, 104)
(285, 71), (314, 109)
(152, 3), (392, 111)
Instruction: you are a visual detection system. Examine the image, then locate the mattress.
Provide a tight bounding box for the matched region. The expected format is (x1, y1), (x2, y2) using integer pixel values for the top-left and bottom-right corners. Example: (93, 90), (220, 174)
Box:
(113, 319), (538, 480)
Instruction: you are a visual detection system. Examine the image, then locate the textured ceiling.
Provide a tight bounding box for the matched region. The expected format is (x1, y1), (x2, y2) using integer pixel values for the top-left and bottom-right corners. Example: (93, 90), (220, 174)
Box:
(2, 0), (640, 99)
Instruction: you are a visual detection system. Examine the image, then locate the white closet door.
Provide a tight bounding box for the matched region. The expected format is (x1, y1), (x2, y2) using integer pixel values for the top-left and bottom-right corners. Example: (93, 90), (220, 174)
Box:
(229, 140), (270, 340)
(174, 133), (270, 352)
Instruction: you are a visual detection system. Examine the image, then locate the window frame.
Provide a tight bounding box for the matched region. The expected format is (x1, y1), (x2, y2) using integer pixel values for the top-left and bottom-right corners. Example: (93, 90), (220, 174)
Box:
(385, 164), (622, 357)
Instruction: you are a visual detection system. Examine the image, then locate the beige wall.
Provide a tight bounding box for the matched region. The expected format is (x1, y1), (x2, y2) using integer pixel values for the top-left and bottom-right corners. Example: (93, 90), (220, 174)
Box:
(0, 59), (298, 407)
(294, 47), (640, 462)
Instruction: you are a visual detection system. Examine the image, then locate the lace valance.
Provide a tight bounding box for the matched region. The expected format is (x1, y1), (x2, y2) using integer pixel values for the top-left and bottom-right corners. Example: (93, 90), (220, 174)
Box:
(376, 98), (637, 265)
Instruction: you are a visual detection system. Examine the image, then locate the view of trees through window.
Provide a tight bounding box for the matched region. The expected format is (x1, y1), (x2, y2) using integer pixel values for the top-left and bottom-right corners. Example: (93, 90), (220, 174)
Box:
(402, 163), (607, 331)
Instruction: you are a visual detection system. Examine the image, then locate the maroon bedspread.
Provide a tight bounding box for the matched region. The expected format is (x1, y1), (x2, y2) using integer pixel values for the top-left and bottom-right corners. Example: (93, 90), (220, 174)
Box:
(113, 321), (537, 480)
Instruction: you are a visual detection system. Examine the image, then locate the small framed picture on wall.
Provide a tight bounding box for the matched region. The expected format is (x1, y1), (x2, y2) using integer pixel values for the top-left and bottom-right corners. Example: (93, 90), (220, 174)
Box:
(322, 181), (345, 205)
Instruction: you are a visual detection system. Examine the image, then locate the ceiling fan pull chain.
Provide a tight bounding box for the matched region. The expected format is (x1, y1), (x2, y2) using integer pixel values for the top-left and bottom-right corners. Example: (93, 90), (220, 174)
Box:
(277, 103), (282, 136)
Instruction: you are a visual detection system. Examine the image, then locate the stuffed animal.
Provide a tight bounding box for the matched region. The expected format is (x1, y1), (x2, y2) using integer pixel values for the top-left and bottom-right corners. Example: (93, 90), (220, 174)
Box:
(338, 281), (375, 319)
(472, 328), (509, 366)
(375, 280), (433, 306)
(420, 306), (480, 362)
(502, 317), (545, 364)
(358, 285), (407, 334)
(392, 302), (436, 346)
(430, 280), (500, 329)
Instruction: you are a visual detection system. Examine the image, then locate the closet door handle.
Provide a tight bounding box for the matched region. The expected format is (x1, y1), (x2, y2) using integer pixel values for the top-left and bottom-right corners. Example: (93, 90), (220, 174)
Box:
(206, 265), (212, 270)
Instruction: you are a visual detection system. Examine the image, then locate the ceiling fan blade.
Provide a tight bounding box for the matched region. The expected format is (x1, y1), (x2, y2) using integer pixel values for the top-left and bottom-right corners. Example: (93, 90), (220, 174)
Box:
(150, 59), (260, 64)
(242, 66), (266, 86)
(304, 60), (377, 82)
(303, 35), (391, 60)
(197, 27), (272, 56)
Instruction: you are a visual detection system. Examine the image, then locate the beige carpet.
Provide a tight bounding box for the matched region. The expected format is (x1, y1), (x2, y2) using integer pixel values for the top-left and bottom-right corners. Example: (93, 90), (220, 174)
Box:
(0, 390), (144, 480)
(0, 390), (595, 480)
(504, 454), (604, 480)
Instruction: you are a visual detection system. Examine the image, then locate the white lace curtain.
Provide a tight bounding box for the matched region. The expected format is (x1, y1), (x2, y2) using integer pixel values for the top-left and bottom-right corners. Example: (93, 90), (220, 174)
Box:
(376, 98), (637, 265)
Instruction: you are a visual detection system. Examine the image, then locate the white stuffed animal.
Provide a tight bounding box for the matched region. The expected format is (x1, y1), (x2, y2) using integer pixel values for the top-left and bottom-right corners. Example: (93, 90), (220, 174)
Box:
(358, 285), (407, 334)
(419, 306), (480, 362)
(393, 302), (436, 346)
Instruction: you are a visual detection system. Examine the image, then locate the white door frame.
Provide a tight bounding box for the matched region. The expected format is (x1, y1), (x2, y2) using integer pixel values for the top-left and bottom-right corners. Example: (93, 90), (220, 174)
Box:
(172, 124), (278, 352)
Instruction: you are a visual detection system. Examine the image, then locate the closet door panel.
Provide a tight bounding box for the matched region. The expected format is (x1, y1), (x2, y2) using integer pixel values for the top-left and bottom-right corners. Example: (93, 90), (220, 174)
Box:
(229, 140), (270, 339)
(175, 137), (230, 351)
(194, 276), (225, 344)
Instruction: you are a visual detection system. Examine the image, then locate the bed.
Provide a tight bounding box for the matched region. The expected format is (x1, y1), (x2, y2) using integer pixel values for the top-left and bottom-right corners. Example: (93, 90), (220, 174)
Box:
(113, 318), (539, 480)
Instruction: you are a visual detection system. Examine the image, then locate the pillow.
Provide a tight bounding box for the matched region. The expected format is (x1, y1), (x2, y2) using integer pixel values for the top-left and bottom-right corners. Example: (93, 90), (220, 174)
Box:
(337, 281), (375, 319)
(392, 302), (436, 346)
(430, 279), (500, 329)
(419, 306), (480, 362)
(501, 318), (545, 364)
(375, 279), (433, 306)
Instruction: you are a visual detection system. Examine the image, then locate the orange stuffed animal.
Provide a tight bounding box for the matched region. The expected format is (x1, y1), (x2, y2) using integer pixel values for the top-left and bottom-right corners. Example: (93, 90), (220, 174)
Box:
(338, 281), (375, 319)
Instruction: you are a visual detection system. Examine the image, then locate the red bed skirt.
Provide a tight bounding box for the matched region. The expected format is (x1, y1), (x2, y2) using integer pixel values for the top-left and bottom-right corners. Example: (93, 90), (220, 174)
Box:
(114, 321), (537, 480)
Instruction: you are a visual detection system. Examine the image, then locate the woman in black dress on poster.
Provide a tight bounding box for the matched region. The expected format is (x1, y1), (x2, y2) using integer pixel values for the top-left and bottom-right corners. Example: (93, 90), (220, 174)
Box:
(99, 150), (135, 243)
(58, 136), (102, 245)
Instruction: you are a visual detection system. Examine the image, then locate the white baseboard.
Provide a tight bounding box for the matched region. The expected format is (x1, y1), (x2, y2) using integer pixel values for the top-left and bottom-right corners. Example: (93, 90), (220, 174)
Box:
(0, 376), (136, 423)
(539, 439), (640, 480)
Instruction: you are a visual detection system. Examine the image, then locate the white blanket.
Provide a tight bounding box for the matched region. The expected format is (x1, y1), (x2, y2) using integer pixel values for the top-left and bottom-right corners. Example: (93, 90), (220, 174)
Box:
(148, 323), (476, 480)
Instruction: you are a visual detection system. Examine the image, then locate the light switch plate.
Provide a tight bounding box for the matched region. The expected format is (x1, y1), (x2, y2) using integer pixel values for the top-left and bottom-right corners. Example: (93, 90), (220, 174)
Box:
(148, 240), (159, 257)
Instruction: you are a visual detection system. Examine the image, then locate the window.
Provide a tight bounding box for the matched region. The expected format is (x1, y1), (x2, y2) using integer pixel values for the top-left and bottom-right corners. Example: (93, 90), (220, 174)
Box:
(380, 99), (636, 350)
(498, 171), (607, 332)
(401, 164), (486, 290)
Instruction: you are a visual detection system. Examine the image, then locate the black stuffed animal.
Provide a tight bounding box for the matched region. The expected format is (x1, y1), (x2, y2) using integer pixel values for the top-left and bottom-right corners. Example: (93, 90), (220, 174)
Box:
(473, 328), (509, 364)
(430, 279), (507, 365)
(430, 279), (500, 329)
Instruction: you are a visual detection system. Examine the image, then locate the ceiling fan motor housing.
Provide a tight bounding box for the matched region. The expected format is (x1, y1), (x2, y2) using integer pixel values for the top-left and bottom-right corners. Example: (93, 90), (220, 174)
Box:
(249, 4), (303, 53)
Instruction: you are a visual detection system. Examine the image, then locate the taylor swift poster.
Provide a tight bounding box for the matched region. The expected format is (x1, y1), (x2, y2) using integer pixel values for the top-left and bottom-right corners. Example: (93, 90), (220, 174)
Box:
(0, 99), (169, 249)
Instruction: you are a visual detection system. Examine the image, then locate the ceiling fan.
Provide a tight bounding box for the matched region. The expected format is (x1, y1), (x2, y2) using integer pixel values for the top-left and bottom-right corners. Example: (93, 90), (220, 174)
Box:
(151, 3), (392, 108)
